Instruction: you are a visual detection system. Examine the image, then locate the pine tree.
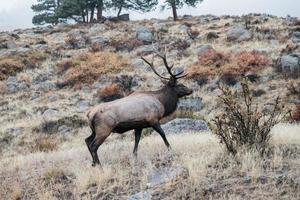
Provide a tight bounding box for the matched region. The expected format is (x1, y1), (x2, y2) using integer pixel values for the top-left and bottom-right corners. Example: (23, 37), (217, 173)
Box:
(31, 0), (61, 25)
(107, 0), (158, 17)
(163, 0), (203, 21)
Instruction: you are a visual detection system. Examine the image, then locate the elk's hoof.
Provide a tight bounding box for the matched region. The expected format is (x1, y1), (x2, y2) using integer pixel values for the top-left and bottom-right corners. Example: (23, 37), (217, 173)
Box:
(91, 162), (96, 167)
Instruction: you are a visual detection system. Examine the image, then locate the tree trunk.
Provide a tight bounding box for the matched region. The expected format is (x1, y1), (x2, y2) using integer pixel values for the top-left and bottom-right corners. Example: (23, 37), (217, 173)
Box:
(81, 10), (86, 23)
(171, 1), (178, 21)
(97, 0), (104, 21)
(90, 6), (95, 22)
(57, 0), (61, 7)
(117, 6), (123, 17)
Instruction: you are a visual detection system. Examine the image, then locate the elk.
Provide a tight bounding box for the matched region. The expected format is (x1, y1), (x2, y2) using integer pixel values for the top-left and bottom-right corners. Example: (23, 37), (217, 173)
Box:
(85, 52), (193, 166)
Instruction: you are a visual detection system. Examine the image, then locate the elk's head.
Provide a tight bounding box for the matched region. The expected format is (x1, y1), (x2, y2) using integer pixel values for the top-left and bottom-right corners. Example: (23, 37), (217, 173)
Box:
(141, 52), (193, 98)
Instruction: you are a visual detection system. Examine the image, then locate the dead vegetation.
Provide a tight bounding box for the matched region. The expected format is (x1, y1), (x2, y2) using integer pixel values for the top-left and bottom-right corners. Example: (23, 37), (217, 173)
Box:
(97, 84), (125, 102)
(0, 51), (47, 81)
(211, 78), (287, 155)
(57, 52), (131, 88)
(187, 50), (269, 83)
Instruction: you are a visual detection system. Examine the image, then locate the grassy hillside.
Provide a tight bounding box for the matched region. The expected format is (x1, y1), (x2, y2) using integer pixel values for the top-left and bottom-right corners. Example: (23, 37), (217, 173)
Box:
(0, 14), (299, 199)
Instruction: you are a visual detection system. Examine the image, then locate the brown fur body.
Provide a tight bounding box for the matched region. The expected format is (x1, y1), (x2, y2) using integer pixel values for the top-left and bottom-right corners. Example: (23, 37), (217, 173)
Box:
(85, 54), (192, 167)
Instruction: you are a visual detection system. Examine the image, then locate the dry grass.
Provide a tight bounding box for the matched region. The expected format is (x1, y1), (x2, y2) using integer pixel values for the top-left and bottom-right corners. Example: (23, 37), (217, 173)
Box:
(0, 58), (23, 81)
(57, 52), (131, 88)
(0, 124), (299, 199)
(0, 51), (47, 81)
(0, 81), (8, 94)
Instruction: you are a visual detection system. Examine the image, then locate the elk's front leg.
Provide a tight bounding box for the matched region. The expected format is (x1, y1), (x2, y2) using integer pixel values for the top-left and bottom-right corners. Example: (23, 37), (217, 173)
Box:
(152, 123), (171, 149)
(133, 128), (142, 157)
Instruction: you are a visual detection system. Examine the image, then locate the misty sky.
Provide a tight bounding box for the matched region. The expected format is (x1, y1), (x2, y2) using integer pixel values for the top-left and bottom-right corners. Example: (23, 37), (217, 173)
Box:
(0, 0), (299, 31)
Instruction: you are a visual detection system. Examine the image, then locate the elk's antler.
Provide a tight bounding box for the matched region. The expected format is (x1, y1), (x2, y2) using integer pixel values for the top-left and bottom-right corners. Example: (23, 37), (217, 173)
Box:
(141, 52), (187, 81)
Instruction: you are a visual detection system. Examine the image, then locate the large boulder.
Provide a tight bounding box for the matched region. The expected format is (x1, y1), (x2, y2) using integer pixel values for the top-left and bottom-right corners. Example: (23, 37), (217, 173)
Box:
(37, 81), (55, 92)
(161, 118), (209, 134)
(0, 34), (17, 49)
(178, 97), (203, 111)
(196, 44), (215, 57)
(5, 76), (30, 93)
(292, 31), (300, 43)
(227, 26), (252, 42)
(276, 54), (300, 74)
(90, 36), (109, 46)
(136, 27), (155, 44)
(146, 166), (187, 187)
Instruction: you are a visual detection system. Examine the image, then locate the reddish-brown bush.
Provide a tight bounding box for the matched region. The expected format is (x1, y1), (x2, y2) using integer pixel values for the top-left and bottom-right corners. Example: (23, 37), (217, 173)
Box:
(0, 59), (23, 81)
(291, 104), (300, 122)
(97, 84), (124, 102)
(57, 52), (131, 88)
(188, 50), (269, 82)
(110, 38), (143, 52)
(198, 50), (229, 67)
(89, 43), (102, 52)
(236, 50), (269, 67)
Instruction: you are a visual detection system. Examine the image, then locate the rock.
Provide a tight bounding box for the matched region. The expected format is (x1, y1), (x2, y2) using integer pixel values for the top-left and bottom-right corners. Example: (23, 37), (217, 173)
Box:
(48, 94), (59, 102)
(147, 166), (187, 187)
(5, 76), (29, 93)
(136, 44), (159, 55)
(206, 32), (219, 40)
(292, 31), (300, 43)
(136, 27), (154, 44)
(77, 99), (92, 113)
(118, 14), (130, 21)
(196, 44), (215, 57)
(42, 109), (59, 122)
(127, 192), (151, 200)
(161, 118), (209, 134)
(67, 29), (86, 48)
(277, 54), (300, 74)
(179, 24), (189, 32)
(227, 26), (252, 42)
(31, 44), (48, 50)
(39, 115), (86, 134)
(0, 37), (17, 49)
(37, 81), (55, 92)
(58, 125), (71, 135)
(178, 97), (203, 111)
(90, 36), (109, 46)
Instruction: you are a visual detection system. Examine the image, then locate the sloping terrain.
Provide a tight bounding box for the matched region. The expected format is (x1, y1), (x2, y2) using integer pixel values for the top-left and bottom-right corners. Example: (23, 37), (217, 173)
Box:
(0, 14), (299, 199)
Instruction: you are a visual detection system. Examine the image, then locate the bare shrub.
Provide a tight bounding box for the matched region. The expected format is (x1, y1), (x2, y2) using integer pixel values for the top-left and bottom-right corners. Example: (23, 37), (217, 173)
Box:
(110, 38), (143, 52)
(89, 43), (102, 52)
(0, 81), (8, 94)
(236, 50), (269, 67)
(211, 78), (287, 155)
(0, 59), (23, 81)
(291, 103), (300, 122)
(187, 50), (269, 83)
(97, 84), (124, 102)
(0, 51), (47, 81)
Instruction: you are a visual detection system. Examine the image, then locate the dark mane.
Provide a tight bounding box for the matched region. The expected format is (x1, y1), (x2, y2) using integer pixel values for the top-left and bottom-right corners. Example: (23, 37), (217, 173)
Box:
(147, 85), (179, 117)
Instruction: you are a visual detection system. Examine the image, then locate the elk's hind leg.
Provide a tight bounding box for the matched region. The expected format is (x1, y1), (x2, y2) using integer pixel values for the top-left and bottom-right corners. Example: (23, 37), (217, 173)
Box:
(89, 125), (111, 167)
(85, 129), (95, 161)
